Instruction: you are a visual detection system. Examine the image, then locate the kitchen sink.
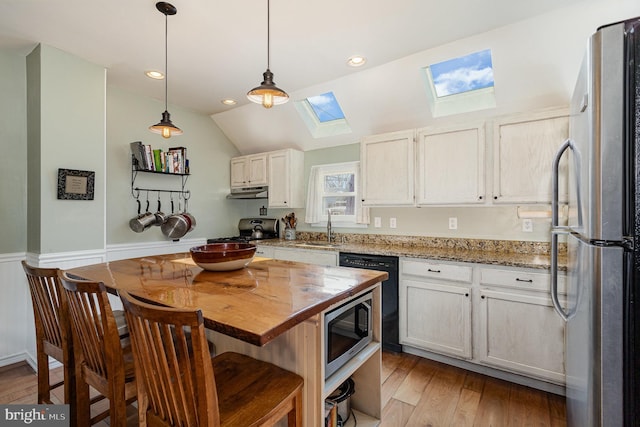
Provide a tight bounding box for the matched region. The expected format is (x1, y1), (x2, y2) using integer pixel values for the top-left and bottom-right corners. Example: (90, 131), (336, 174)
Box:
(293, 242), (342, 249)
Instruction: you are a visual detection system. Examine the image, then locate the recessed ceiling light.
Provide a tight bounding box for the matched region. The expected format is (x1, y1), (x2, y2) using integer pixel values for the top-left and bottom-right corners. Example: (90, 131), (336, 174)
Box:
(145, 70), (164, 80)
(221, 98), (237, 106)
(347, 56), (366, 67)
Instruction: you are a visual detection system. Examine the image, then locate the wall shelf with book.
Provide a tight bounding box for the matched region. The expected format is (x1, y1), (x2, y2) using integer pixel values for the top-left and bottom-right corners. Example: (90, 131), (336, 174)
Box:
(130, 142), (190, 199)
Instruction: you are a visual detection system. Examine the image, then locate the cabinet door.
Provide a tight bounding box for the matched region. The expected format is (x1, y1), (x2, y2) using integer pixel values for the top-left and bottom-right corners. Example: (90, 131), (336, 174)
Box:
(477, 288), (565, 384)
(400, 279), (472, 359)
(416, 123), (486, 205)
(247, 154), (268, 186)
(492, 108), (569, 204)
(268, 151), (290, 208)
(361, 130), (415, 206)
(230, 157), (248, 188)
(268, 149), (304, 208)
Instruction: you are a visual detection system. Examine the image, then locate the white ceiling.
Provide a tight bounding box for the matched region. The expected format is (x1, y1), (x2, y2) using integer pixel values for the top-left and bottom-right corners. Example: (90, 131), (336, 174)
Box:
(1, 0), (588, 115)
(2, 0), (622, 154)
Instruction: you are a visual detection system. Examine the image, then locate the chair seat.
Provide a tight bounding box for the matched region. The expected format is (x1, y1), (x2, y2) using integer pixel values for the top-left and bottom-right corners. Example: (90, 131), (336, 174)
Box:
(212, 352), (304, 427)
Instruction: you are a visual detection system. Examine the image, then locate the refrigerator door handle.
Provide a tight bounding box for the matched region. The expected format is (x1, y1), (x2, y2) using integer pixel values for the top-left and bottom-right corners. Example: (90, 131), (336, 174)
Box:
(551, 138), (572, 230)
(551, 230), (573, 321)
(550, 139), (575, 321)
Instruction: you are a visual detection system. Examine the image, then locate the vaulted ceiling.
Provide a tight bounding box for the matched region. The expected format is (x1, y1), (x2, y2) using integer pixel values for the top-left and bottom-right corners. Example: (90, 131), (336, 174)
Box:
(0, 0), (623, 153)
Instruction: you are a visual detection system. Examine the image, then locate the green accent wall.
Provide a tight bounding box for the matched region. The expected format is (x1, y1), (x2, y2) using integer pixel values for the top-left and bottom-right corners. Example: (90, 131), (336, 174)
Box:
(27, 44), (106, 254)
(0, 50), (27, 254)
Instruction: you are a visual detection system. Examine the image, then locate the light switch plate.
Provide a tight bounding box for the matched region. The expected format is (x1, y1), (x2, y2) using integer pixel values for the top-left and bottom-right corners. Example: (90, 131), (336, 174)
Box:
(390, 218), (397, 228)
(522, 219), (533, 232)
(374, 217), (382, 228)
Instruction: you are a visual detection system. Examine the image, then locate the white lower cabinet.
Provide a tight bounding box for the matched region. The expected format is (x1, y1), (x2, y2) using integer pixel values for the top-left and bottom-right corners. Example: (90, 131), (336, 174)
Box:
(477, 288), (565, 384)
(477, 266), (566, 384)
(403, 279), (472, 358)
(400, 259), (473, 359)
(400, 258), (566, 386)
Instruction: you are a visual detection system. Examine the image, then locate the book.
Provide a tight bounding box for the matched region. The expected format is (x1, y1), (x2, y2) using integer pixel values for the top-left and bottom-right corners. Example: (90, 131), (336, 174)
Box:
(130, 141), (147, 170)
(153, 149), (162, 172)
(145, 145), (153, 171)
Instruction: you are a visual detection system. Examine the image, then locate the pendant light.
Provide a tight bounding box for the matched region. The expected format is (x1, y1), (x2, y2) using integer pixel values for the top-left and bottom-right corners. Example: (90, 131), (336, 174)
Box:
(247, 0), (289, 108)
(149, 2), (183, 138)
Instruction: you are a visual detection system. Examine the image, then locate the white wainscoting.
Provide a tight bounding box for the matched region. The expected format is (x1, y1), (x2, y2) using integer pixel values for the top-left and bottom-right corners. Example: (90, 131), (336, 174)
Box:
(0, 237), (206, 370)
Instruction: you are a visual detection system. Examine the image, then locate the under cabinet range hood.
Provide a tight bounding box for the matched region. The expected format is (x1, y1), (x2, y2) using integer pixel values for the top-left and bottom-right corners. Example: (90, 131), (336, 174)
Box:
(226, 186), (268, 199)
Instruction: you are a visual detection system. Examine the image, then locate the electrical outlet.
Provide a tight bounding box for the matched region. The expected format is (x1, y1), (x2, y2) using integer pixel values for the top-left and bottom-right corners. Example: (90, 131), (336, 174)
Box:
(374, 217), (382, 228)
(390, 217), (397, 228)
(522, 219), (534, 232)
(448, 217), (458, 230)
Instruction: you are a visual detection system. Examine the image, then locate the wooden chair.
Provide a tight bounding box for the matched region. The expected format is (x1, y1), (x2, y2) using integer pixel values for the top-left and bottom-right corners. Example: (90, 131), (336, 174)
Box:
(119, 290), (304, 427)
(21, 261), (76, 422)
(58, 271), (137, 427)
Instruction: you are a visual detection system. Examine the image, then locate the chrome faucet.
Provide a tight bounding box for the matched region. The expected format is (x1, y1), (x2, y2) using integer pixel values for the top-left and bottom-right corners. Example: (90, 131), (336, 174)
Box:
(327, 208), (333, 242)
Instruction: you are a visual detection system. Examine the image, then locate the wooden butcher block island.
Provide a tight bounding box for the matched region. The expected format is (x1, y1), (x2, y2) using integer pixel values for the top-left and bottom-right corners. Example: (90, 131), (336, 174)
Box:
(67, 254), (388, 427)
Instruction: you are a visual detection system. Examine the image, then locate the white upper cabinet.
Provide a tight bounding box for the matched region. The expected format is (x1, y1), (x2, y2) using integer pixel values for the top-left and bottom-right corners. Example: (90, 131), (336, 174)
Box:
(230, 153), (268, 188)
(361, 130), (415, 206)
(268, 148), (304, 208)
(416, 123), (486, 205)
(492, 108), (569, 204)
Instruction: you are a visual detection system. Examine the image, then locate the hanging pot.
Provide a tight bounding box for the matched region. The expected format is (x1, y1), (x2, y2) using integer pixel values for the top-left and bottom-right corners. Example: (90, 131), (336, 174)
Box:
(154, 198), (167, 226)
(161, 198), (191, 239)
(130, 198), (156, 233)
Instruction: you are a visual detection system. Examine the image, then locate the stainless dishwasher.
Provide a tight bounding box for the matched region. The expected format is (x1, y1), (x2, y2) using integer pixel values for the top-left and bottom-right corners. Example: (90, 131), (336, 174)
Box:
(338, 252), (400, 352)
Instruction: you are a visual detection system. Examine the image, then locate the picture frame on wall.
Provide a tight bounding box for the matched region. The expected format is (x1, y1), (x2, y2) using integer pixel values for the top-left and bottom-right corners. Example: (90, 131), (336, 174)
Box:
(57, 168), (95, 200)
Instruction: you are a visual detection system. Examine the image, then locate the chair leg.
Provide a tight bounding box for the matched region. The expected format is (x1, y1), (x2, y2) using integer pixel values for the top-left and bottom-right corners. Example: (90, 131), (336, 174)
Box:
(109, 386), (129, 427)
(74, 363), (91, 427)
(287, 389), (303, 427)
(36, 345), (50, 404)
(62, 351), (77, 427)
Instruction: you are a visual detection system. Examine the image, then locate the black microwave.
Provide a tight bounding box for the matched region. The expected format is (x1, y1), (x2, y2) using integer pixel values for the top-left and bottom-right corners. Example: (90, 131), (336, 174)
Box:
(325, 292), (373, 379)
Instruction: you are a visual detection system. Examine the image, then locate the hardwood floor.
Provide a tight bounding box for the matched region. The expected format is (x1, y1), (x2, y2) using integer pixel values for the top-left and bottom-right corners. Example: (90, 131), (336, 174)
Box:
(0, 351), (566, 426)
(381, 352), (566, 427)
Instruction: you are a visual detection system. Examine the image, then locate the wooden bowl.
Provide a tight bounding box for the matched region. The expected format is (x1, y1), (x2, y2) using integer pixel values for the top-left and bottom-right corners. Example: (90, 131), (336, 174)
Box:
(190, 243), (257, 271)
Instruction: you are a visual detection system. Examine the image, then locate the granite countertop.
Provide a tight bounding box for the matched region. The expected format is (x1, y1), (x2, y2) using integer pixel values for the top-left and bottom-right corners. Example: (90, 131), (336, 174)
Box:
(257, 232), (567, 271)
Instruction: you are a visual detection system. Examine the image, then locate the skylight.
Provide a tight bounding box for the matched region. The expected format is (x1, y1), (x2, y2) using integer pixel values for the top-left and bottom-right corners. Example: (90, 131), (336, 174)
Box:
(422, 49), (496, 117)
(294, 91), (352, 138)
(307, 92), (346, 123)
(429, 49), (494, 97)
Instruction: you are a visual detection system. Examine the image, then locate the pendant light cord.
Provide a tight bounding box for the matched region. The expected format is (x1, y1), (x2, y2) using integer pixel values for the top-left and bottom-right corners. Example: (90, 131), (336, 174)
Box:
(267, 0), (270, 70)
(164, 11), (168, 111)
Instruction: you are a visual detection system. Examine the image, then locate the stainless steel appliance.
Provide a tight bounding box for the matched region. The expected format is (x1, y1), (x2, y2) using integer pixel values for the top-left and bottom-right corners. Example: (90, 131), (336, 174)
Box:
(339, 253), (400, 352)
(207, 218), (278, 243)
(325, 292), (373, 379)
(550, 17), (640, 427)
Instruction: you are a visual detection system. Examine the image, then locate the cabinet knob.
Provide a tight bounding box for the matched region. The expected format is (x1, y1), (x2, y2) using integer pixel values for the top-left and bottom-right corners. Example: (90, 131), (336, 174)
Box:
(465, 293), (469, 297)
(478, 196), (483, 200)
(481, 295), (485, 299)
(493, 196), (498, 200)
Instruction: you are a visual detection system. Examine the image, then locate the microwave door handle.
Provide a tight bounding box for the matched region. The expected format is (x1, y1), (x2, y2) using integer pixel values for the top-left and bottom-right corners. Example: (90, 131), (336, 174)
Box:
(354, 302), (371, 338)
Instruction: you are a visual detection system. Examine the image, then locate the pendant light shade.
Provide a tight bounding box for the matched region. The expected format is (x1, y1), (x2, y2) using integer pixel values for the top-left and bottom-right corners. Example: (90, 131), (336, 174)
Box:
(247, 0), (289, 108)
(149, 2), (182, 138)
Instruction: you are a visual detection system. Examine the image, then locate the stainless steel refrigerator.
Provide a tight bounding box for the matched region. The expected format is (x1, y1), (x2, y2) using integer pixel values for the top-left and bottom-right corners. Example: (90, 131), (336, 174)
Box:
(550, 17), (640, 427)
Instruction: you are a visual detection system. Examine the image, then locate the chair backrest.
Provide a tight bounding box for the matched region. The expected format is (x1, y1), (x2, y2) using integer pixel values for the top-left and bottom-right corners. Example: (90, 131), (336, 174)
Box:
(22, 261), (69, 357)
(119, 290), (219, 427)
(58, 272), (126, 385)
